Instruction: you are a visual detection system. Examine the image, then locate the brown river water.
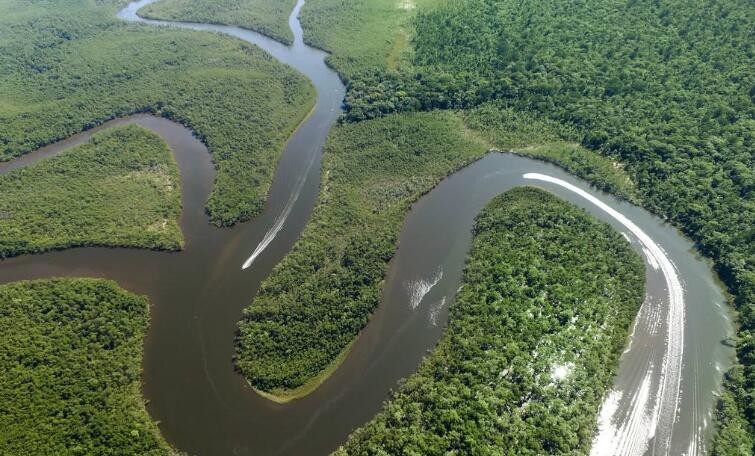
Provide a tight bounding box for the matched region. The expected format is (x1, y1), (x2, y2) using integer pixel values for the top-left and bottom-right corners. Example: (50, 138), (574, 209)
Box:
(0, 1), (734, 454)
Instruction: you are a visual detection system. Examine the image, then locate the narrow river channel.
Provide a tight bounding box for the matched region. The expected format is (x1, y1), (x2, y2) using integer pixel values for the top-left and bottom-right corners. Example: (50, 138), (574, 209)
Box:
(0, 1), (734, 455)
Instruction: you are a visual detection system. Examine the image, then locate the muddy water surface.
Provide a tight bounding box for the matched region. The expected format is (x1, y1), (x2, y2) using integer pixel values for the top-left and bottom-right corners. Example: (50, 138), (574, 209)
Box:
(0, 1), (734, 455)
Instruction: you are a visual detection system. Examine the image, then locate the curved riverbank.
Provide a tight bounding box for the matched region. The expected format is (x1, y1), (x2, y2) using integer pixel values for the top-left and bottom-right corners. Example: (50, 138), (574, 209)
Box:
(335, 186), (647, 454)
(0, 115), (215, 253)
(525, 173), (686, 456)
(0, 278), (176, 454)
(0, 0), (734, 454)
(0, 124), (184, 257)
(250, 339), (356, 405)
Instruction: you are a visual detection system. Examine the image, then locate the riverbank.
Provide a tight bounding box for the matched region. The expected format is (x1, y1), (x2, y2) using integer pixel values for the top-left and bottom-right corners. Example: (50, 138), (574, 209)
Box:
(0, 0), (314, 226)
(0, 278), (177, 455)
(335, 187), (645, 454)
(0, 125), (183, 258)
(250, 339), (355, 404)
(138, 0), (298, 45)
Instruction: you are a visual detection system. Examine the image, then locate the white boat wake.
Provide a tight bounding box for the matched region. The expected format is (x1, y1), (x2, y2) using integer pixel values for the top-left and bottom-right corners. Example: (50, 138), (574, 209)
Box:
(241, 154), (315, 270)
(405, 268), (443, 310)
(428, 296), (447, 326)
(523, 173), (685, 456)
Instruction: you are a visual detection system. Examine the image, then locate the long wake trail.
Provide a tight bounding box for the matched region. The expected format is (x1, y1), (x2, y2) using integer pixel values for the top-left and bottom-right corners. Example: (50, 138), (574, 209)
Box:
(523, 173), (685, 456)
(241, 153), (316, 270)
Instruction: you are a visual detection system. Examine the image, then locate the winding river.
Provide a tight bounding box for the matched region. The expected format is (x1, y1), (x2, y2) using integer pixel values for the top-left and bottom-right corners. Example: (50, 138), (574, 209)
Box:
(0, 1), (735, 455)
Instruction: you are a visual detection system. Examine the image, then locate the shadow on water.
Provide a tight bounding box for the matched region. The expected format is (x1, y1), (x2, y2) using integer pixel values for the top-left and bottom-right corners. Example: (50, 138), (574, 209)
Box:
(0, 1), (734, 455)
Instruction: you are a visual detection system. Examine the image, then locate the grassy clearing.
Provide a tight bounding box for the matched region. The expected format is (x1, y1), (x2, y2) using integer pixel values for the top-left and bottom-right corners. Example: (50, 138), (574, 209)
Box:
(335, 187), (645, 455)
(300, 0), (438, 79)
(0, 278), (176, 455)
(0, 0), (314, 226)
(139, 0), (298, 44)
(235, 111), (489, 394)
(0, 125), (182, 258)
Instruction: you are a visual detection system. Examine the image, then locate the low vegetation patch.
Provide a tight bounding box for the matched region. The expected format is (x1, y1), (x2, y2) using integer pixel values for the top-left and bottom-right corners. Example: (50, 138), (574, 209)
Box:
(335, 187), (645, 455)
(300, 0), (438, 79)
(0, 125), (182, 258)
(235, 111), (488, 396)
(0, 278), (175, 455)
(139, 0), (297, 44)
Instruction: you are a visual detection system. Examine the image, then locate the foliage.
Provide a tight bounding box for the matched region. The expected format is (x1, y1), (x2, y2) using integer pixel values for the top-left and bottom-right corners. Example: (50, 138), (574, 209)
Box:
(334, 187), (645, 455)
(235, 111), (488, 396)
(460, 103), (639, 202)
(342, 68), (501, 121)
(0, 0), (314, 226)
(299, 0), (439, 80)
(0, 125), (182, 258)
(332, 0), (755, 443)
(139, 0), (297, 44)
(459, 101), (577, 148)
(0, 278), (175, 455)
(713, 365), (755, 455)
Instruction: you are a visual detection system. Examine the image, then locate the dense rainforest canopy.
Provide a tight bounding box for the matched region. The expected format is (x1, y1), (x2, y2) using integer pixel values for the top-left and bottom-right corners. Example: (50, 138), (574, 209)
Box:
(0, 125), (183, 258)
(335, 187), (645, 455)
(0, 0), (314, 226)
(0, 278), (174, 454)
(140, 0), (298, 44)
(299, 0), (754, 450)
(0, 0), (751, 452)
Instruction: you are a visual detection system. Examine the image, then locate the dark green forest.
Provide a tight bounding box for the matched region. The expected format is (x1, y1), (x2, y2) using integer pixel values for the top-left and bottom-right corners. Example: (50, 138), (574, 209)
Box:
(140, 0), (298, 44)
(324, 0), (754, 448)
(0, 0), (750, 451)
(235, 111), (489, 398)
(235, 108), (640, 399)
(0, 125), (183, 258)
(335, 187), (645, 455)
(0, 278), (174, 455)
(0, 0), (314, 226)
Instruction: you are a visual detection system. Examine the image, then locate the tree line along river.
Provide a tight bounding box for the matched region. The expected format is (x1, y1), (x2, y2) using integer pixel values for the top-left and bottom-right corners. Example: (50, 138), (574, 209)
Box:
(0, 0), (734, 454)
